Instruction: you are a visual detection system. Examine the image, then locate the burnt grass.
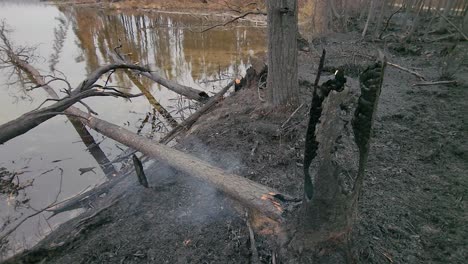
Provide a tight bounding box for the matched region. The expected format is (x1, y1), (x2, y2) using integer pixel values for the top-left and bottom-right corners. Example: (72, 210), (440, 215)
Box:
(4, 33), (467, 264)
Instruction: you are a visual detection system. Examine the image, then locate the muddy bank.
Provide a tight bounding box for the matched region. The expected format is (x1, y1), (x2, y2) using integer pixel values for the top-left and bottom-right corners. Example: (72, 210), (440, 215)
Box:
(3, 32), (468, 263)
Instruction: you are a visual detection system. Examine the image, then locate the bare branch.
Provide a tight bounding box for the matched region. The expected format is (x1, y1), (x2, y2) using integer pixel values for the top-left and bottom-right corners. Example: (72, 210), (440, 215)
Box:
(198, 11), (266, 33)
(27, 76), (72, 92)
(78, 100), (98, 115)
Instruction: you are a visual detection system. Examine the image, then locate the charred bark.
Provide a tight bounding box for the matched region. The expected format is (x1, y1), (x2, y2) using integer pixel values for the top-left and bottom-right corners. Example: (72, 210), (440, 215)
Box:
(132, 154), (149, 188)
(287, 55), (386, 262)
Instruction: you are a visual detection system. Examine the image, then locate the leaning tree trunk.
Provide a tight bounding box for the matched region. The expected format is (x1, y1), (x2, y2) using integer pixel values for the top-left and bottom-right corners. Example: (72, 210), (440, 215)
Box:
(287, 57), (387, 262)
(266, 0), (299, 106)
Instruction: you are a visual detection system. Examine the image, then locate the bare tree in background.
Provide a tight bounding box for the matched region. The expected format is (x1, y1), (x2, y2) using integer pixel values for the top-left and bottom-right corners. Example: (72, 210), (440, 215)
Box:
(311, 0), (330, 35)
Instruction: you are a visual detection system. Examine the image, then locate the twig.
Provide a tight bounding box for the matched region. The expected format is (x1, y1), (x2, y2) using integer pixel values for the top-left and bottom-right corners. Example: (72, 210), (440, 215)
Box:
(198, 11), (266, 33)
(387, 61), (426, 80)
(281, 103), (304, 128)
(356, 53), (426, 80)
(27, 76), (72, 92)
(413, 80), (457, 86)
(78, 100), (98, 115)
(379, 5), (404, 39)
(33, 98), (61, 111)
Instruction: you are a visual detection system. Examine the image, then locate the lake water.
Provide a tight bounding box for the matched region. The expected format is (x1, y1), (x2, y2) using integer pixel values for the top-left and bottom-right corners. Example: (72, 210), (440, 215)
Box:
(0, 0), (265, 256)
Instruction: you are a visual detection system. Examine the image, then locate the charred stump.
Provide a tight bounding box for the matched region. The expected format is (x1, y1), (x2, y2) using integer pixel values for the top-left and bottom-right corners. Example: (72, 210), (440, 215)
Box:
(287, 56), (386, 262)
(132, 154), (149, 188)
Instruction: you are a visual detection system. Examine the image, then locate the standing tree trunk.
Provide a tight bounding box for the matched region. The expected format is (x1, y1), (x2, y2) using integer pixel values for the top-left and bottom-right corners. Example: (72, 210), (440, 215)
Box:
(266, 0), (299, 106)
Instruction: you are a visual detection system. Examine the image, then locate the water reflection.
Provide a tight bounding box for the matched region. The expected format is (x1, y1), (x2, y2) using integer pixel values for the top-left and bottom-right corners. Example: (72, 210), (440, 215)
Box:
(65, 6), (266, 91)
(0, 2), (265, 256)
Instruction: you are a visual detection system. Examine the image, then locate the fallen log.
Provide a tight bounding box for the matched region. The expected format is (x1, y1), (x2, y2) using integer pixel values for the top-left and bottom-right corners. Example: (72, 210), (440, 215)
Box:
(49, 79), (235, 214)
(77, 110), (289, 221)
(7, 53), (292, 222)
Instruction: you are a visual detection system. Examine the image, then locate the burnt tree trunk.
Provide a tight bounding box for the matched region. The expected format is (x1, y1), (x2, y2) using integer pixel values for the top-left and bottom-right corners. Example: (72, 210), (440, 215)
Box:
(266, 0), (299, 105)
(287, 58), (387, 262)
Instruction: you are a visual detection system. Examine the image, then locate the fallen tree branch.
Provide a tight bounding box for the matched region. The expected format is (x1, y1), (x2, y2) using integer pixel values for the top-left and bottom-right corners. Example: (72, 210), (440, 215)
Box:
(0, 76), (143, 144)
(86, 113), (289, 221)
(159, 80), (234, 144)
(281, 103), (304, 129)
(413, 80), (457, 86)
(1, 24), (118, 179)
(387, 61), (426, 80)
(356, 53), (426, 80)
(110, 51), (209, 102)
